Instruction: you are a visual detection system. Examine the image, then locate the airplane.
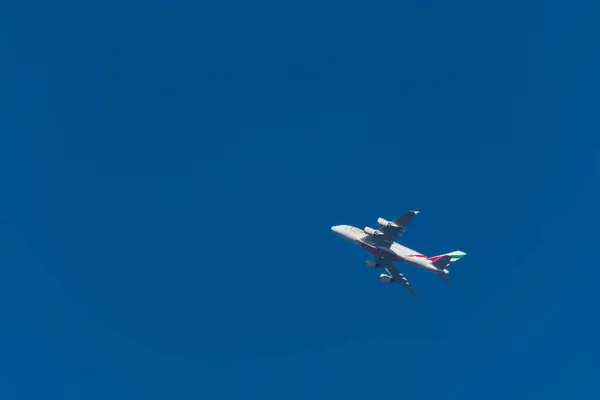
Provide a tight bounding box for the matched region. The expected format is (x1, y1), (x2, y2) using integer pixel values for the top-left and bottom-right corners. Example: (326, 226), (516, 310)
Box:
(331, 210), (466, 297)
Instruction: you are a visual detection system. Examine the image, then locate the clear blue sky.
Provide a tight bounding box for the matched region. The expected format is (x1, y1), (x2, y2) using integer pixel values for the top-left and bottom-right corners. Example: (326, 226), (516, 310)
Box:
(1, 1), (599, 398)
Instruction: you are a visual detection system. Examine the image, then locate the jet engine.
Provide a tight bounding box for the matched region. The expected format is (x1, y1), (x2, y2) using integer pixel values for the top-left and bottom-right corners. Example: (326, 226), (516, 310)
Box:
(379, 273), (393, 283)
(365, 260), (378, 268)
(364, 226), (383, 236)
(377, 217), (398, 228)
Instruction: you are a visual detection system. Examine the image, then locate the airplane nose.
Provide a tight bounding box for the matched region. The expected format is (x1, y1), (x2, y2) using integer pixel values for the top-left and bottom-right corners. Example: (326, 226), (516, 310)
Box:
(331, 225), (343, 234)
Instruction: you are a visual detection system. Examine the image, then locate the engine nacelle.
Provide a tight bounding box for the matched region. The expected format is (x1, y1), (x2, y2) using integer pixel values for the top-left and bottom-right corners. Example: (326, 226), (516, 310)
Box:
(365, 260), (378, 268)
(379, 273), (394, 283)
(377, 217), (399, 228)
(364, 226), (383, 236)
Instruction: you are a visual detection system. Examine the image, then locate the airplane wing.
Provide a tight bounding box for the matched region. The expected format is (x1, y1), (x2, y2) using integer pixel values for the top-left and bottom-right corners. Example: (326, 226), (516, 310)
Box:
(369, 210), (420, 247)
(379, 259), (418, 297)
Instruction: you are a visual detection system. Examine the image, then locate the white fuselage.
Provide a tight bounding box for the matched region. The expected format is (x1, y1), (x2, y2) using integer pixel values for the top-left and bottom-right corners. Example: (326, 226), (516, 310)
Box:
(331, 225), (441, 273)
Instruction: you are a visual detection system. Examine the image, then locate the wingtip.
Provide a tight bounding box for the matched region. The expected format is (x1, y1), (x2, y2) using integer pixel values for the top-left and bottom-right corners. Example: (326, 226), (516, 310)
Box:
(410, 210), (420, 215)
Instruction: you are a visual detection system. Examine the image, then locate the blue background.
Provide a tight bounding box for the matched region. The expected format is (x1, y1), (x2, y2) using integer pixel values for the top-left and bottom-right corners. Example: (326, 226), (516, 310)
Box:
(1, 1), (599, 398)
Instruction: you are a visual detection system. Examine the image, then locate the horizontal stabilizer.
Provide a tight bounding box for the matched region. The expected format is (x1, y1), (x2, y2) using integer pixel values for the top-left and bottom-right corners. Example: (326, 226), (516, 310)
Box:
(432, 255), (452, 269)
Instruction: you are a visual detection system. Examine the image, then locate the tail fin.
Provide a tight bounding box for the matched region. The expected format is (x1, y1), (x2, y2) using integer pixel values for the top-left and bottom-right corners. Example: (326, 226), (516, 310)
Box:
(428, 251), (466, 265)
